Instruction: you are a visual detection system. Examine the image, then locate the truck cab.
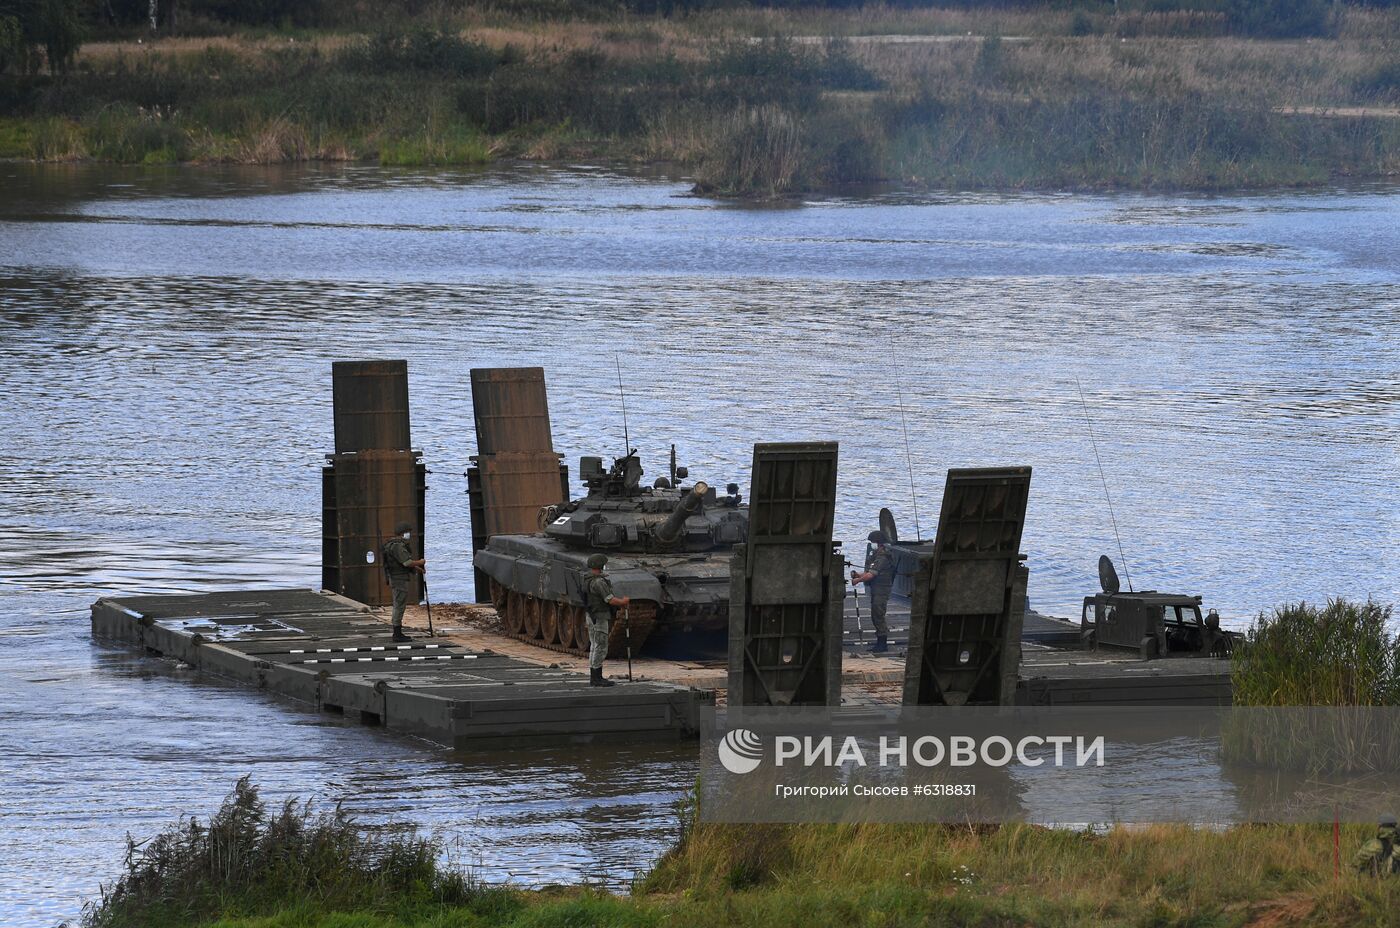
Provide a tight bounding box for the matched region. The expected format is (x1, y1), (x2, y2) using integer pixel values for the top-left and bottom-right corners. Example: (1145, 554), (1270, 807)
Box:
(1081, 592), (1234, 660)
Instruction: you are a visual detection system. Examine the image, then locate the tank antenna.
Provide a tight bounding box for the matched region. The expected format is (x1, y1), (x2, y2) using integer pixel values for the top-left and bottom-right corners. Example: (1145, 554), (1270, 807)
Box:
(614, 354), (631, 456)
(895, 380), (922, 542)
(1074, 378), (1133, 592)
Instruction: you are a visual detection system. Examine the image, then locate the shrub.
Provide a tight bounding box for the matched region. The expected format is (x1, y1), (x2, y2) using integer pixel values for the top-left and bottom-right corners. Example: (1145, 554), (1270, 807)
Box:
(807, 103), (886, 185)
(83, 776), (488, 928)
(1355, 60), (1400, 99)
(818, 37), (882, 91)
(705, 34), (882, 100)
(974, 35), (1005, 82)
(0, 13), (22, 73)
(1226, 0), (1333, 38)
(340, 26), (501, 78)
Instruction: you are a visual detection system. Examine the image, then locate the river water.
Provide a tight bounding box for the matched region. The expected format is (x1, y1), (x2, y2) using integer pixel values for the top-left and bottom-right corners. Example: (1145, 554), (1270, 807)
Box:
(1, 163), (1396, 926)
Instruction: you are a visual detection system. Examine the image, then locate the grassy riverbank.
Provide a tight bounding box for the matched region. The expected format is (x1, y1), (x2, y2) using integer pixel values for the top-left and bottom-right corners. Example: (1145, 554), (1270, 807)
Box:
(5, 4), (1400, 195)
(85, 786), (1400, 928)
(84, 600), (1400, 927)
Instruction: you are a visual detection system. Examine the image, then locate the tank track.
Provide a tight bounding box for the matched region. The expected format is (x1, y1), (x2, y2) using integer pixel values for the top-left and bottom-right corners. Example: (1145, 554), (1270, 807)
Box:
(489, 579), (659, 659)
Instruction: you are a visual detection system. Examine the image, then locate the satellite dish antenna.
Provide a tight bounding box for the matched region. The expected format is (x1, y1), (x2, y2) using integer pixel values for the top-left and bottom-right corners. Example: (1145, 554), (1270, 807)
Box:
(1098, 555), (1121, 595)
(879, 508), (899, 544)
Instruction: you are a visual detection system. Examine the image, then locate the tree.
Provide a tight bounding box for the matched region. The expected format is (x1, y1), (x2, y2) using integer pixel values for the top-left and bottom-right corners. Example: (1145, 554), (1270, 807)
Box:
(0, 0), (83, 72)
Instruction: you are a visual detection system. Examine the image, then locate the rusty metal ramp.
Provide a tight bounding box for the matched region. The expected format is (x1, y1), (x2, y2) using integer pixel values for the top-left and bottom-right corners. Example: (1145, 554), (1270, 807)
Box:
(332, 359), (411, 453)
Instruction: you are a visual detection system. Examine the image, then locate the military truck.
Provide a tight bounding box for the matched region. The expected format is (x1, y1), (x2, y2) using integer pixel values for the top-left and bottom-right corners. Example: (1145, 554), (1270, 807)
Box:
(473, 450), (748, 657)
(1080, 556), (1237, 659)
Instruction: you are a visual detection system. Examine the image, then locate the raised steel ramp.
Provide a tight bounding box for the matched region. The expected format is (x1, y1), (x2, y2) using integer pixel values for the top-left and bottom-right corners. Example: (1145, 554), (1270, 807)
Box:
(904, 467), (1033, 707)
(728, 442), (843, 707)
(91, 589), (709, 748)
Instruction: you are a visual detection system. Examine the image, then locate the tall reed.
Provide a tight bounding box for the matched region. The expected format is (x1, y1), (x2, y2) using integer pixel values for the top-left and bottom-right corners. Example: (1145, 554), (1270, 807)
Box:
(695, 104), (803, 198)
(1224, 599), (1400, 774)
(1233, 599), (1399, 707)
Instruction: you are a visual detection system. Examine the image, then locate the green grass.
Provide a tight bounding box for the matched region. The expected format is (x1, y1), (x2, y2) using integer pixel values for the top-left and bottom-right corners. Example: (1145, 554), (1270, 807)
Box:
(88, 810), (1400, 928)
(378, 131), (492, 167)
(0, 115), (34, 156)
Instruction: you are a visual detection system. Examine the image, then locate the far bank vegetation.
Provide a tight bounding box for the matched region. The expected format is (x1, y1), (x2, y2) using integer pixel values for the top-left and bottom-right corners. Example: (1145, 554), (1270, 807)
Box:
(3, 0), (1400, 195)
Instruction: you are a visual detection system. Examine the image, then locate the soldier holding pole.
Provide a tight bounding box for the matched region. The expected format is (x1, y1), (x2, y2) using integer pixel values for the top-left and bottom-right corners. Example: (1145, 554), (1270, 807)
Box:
(381, 521), (426, 642)
(584, 553), (630, 687)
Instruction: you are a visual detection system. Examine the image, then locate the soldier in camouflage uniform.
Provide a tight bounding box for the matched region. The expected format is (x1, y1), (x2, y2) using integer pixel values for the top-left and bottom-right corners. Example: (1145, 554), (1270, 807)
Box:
(850, 530), (893, 653)
(1354, 816), (1398, 876)
(381, 520), (426, 643)
(584, 553), (630, 687)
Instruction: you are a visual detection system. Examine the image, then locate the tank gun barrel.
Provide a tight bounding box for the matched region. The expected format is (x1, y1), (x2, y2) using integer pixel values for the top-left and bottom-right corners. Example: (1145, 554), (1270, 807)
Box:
(655, 481), (708, 543)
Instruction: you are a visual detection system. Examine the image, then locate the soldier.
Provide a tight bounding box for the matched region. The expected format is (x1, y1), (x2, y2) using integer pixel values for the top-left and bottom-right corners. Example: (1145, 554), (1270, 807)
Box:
(381, 520), (426, 643)
(1354, 816), (1399, 876)
(850, 530), (893, 653)
(584, 553), (630, 687)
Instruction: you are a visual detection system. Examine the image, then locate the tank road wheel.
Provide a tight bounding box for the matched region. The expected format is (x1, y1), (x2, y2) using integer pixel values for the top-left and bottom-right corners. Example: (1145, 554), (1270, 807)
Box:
(488, 578), (508, 610)
(556, 605), (576, 649)
(523, 596), (542, 639)
(540, 600), (560, 646)
(568, 606), (590, 656)
(502, 591), (525, 635)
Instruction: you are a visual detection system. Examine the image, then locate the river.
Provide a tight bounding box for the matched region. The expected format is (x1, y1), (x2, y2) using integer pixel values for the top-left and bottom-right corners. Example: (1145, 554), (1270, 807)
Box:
(1, 162), (1396, 926)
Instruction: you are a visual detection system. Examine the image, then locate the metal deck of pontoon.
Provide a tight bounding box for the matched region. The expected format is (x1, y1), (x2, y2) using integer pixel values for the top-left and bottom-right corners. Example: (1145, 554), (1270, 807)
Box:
(90, 586), (1230, 750)
(90, 588), (709, 749)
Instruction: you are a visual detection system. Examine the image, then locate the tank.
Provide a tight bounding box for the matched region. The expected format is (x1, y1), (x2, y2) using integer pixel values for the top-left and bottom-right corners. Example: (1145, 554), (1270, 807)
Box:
(473, 449), (748, 657)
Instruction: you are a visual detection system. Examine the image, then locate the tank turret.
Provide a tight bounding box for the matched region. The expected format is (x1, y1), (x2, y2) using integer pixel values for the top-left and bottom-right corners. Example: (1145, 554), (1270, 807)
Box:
(474, 449), (747, 659)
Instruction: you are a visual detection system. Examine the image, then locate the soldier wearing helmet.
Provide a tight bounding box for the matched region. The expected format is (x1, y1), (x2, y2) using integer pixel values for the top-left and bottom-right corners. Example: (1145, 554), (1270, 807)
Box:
(1354, 816), (1399, 876)
(584, 553), (630, 687)
(381, 520), (426, 643)
(850, 530), (893, 653)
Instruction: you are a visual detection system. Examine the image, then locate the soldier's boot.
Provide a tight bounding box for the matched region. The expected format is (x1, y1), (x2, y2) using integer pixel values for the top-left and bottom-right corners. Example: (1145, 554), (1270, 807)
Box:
(392, 626), (411, 643)
(590, 667), (615, 687)
(871, 635), (889, 653)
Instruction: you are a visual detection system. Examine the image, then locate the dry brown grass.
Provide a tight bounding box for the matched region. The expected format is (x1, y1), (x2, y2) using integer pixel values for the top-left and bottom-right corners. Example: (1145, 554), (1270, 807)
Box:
(69, 6), (1400, 116)
(236, 116), (311, 164)
(848, 31), (1400, 111)
(685, 3), (1400, 41)
(686, 4), (1072, 39)
(76, 33), (356, 63)
(643, 107), (719, 163)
